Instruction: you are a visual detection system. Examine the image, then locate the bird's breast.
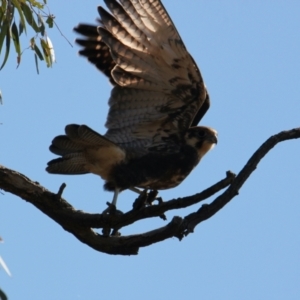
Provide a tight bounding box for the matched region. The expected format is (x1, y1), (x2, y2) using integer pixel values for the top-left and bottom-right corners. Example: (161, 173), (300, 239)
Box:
(109, 144), (201, 190)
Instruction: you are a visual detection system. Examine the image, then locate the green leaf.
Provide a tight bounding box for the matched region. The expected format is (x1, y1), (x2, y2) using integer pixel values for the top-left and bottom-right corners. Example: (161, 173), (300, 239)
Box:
(34, 53), (39, 74)
(0, 256), (11, 276)
(46, 15), (54, 28)
(34, 44), (44, 61)
(0, 25), (11, 70)
(0, 5), (4, 25)
(38, 13), (45, 36)
(0, 0), (7, 24)
(21, 2), (40, 33)
(1, 0), (7, 11)
(40, 38), (51, 67)
(0, 288), (8, 300)
(0, 20), (9, 54)
(29, 0), (44, 10)
(11, 0), (27, 34)
(46, 36), (55, 63)
(30, 37), (35, 50)
(11, 21), (21, 56)
(19, 19), (24, 36)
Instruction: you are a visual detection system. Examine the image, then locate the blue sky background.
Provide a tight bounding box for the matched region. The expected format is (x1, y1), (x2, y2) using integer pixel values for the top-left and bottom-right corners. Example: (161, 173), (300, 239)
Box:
(1, 1), (300, 299)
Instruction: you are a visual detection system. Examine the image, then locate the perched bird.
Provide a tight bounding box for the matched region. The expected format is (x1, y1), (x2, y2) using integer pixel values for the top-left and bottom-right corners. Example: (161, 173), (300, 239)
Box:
(46, 0), (217, 208)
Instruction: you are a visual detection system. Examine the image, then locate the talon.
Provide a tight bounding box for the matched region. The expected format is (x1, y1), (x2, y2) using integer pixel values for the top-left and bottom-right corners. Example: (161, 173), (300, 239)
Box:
(132, 189), (148, 210)
(102, 202), (123, 216)
(147, 190), (159, 205)
(102, 202), (116, 214)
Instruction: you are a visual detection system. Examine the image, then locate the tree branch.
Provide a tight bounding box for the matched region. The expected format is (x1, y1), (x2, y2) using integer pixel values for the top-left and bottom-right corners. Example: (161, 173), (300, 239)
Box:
(1, 128), (299, 255)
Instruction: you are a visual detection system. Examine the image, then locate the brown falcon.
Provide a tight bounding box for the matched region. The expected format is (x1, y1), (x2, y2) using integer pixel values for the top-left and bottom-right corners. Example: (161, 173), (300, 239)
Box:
(46, 0), (218, 207)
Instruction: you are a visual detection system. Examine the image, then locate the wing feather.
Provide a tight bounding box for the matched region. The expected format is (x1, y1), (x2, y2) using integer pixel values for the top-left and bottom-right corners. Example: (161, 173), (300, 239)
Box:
(75, 0), (208, 156)
(103, 1), (151, 48)
(74, 24), (116, 85)
(120, 0), (160, 33)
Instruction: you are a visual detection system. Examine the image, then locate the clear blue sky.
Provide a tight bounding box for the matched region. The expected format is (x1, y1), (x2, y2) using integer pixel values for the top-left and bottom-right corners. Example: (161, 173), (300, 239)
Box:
(1, 1), (300, 299)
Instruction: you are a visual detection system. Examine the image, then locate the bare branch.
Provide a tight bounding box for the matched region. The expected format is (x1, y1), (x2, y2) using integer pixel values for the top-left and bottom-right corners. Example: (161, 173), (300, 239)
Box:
(179, 128), (300, 235)
(1, 128), (299, 255)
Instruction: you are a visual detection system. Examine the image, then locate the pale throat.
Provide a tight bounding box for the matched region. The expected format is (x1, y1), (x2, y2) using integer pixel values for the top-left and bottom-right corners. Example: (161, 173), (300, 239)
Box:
(186, 136), (216, 159)
(198, 141), (215, 158)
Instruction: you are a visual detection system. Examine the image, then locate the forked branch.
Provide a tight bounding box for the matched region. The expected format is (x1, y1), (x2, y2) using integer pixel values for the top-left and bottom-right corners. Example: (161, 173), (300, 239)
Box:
(1, 127), (299, 255)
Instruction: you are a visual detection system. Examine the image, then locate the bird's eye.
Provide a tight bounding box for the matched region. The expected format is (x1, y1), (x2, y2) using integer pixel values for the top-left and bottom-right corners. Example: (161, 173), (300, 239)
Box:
(196, 130), (206, 138)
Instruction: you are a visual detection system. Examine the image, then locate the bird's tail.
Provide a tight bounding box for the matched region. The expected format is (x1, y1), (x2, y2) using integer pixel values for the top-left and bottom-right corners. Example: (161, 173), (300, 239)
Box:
(46, 124), (125, 179)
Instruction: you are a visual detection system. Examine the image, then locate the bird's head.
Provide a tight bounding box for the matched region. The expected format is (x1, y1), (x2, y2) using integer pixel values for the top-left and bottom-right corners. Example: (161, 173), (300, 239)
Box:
(184, 126), (218, 159)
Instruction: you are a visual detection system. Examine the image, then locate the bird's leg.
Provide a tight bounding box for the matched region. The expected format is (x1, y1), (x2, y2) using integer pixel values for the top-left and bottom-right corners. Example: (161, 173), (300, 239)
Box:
(102, 187), (121, 214)
(112, 187), (120, 206)
(129, 187), (161, 203)
(102, 188), (123, 236)
(129, 187), (143, 194)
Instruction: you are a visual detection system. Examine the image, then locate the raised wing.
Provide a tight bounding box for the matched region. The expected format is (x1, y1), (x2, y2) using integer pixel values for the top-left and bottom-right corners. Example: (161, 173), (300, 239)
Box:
(75, 23), (116, 85)
(75, 0), (208, 156)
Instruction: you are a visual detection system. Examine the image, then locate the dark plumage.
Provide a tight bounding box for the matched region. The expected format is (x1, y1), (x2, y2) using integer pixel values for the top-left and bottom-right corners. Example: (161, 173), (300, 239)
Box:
(47, 0), (218, 206)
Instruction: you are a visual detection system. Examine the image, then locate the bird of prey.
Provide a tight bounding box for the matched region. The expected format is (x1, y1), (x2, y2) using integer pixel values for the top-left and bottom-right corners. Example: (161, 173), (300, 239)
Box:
(46, 0), (217, 208)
